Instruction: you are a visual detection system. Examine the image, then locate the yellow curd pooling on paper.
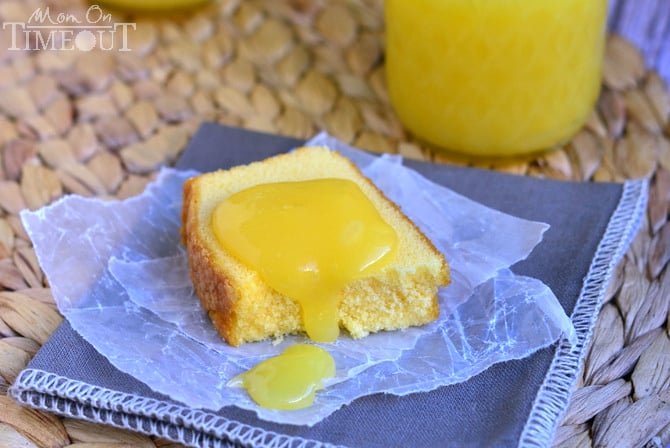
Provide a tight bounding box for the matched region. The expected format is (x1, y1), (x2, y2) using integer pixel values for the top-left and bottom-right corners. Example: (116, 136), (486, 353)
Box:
(228, 344), (335, 410)
(211, 178), (398, 343)
(385, 0), (608, 157)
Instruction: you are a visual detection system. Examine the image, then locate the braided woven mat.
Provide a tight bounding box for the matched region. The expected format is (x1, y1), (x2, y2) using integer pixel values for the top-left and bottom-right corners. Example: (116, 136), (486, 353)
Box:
(0, 0), (669, 447)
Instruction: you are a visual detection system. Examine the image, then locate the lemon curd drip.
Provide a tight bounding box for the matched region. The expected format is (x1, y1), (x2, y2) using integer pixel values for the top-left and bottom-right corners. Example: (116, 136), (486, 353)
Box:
(211, 178), (398, 343)
(228, 344), (335, 410)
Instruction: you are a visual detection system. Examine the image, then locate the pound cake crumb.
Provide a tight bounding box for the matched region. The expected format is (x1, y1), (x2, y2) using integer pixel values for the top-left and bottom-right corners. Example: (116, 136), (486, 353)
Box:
(181, 146), (450, 346)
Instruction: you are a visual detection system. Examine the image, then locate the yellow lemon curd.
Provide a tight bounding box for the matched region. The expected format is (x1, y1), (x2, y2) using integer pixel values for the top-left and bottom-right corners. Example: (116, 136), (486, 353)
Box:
(228, 344), (335, 410)
(385, 0), (608, 157)
(97, 0), (209, 12)
(211, 178), (398, 343)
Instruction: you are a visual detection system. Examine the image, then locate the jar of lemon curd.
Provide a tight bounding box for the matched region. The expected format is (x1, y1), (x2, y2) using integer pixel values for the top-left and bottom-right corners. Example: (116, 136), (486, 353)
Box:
(97, 0), (209, 12)
(385, 0), (608, 157)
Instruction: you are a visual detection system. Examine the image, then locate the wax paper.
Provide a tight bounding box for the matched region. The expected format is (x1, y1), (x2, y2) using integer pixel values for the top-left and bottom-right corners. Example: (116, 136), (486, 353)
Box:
(21, 137), (574, 426)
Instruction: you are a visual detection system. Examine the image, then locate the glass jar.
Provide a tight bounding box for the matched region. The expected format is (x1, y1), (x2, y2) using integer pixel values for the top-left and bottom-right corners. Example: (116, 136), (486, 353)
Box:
(97, 0), (209, 13)
(385, 0), (608, 157)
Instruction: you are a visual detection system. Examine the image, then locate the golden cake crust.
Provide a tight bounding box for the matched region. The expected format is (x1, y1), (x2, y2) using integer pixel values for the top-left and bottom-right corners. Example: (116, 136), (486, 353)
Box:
(182, 185), (241, 344)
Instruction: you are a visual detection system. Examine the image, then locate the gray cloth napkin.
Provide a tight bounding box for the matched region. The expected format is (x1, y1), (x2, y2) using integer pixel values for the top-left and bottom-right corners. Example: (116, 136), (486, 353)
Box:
(10, 123), (647, 448)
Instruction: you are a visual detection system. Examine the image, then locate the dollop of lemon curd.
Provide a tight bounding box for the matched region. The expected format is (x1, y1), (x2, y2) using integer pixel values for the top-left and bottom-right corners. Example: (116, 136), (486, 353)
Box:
(212, 178), (398, 343)
(228, 344), (335, 410)
(212, 178), (398, 409)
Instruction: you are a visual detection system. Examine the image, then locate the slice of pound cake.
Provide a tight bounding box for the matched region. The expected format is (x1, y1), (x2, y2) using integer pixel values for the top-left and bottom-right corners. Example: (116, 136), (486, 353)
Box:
(181, 146), (450, 346)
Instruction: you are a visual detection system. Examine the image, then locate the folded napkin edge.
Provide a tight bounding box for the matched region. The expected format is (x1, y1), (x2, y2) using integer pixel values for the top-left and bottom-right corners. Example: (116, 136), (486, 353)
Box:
(519, 177), (649, 448)
(9, 366), (331, 448)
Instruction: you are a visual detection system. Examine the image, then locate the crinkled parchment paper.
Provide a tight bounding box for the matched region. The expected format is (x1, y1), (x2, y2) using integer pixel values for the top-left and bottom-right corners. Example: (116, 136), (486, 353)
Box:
(21, 134), (574, 426)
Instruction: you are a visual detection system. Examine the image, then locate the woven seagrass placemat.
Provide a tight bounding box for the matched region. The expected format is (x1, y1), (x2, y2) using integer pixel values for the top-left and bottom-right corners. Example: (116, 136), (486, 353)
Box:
(0, 0), (669, 447)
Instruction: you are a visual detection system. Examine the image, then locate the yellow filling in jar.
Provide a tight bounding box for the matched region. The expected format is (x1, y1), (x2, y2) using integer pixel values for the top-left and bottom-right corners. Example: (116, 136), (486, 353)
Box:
(385, 0), (607, 156)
